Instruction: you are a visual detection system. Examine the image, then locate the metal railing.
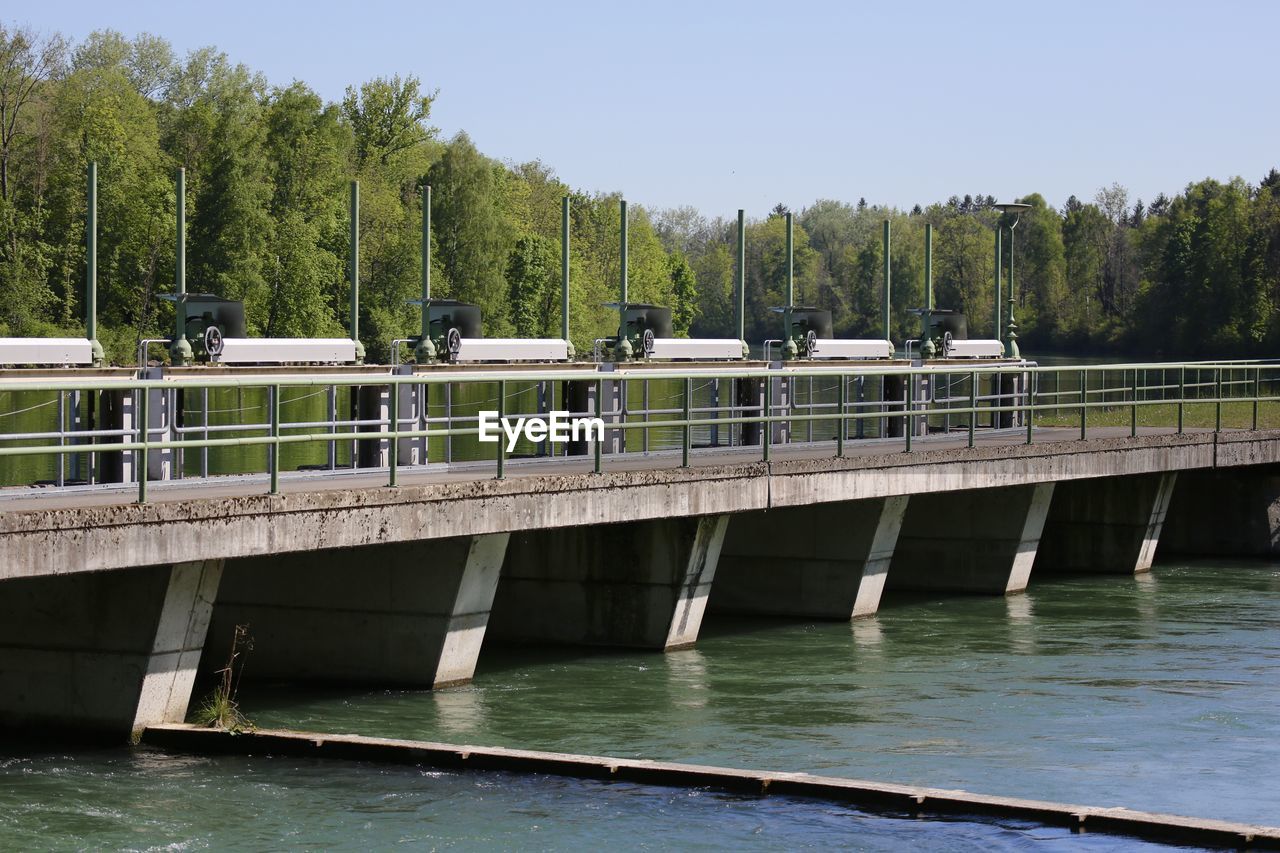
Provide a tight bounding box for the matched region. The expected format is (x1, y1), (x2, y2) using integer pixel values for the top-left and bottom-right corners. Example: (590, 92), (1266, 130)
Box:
(0, 359), (1275, 504)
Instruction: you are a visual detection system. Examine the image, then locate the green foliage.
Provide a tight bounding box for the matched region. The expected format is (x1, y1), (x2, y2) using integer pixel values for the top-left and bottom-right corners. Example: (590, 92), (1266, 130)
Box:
(0, 26), (1276, 363)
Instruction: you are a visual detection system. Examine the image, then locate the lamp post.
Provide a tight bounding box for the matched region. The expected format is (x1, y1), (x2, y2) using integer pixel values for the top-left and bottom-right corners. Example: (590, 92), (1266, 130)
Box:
(993, 201), (1031, 359)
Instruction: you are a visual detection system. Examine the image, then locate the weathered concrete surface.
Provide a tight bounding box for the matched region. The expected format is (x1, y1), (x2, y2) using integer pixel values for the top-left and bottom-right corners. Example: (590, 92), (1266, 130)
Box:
(0, 560), (222, 737)
(207, 534), (509, 687)
(1160, 464), (1280, 558)
(142, 725), (1280, 850)
(489, 515), (728, 649)
(712, 496), (909, 619)
(1036, 473), (1177, 574)
(890, 484), (1055, 594)
(0, 431), (1274, 582)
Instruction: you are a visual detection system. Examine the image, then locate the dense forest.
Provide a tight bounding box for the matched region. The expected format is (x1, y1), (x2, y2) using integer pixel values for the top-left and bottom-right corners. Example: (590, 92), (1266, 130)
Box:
(2, 25), (1278, 364)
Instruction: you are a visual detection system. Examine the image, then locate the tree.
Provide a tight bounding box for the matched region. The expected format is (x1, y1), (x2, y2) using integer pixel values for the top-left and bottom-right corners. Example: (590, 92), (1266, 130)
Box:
(507, 234), (555, 338)
(341, 75), (436, 168)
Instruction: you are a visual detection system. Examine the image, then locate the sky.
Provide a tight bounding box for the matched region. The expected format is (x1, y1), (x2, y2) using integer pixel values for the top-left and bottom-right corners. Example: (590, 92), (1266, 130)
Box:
(10, 0), (1279, 217)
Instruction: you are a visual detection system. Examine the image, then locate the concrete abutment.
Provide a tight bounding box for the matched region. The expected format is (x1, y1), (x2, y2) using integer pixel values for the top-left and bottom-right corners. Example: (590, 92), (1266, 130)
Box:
(0, 560), (223, 739)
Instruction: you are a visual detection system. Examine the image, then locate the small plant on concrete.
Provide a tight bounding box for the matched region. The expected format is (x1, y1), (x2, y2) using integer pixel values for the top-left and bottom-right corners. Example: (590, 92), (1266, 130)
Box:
(193, 623), (254, 734)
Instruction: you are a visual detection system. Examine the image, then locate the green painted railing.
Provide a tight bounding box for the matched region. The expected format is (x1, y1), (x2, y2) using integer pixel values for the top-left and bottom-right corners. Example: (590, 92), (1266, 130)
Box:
(0, 359), (1275, 504)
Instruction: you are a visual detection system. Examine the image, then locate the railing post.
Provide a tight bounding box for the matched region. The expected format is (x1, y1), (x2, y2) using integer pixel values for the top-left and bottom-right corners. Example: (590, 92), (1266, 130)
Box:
(388, 381), (399, 487)
(269, 385), (280, 494)
(594, 378), (603, 474)
(968, 370), (977, 448)
(1215, 368), (1223, 433)
(496, 379), (506, 480)
(1177, 367), (1185, 434)
(837, 376), (846, 457)
(1130, 369), (1138, 438)
(682, 377), (691, 468)
(763, 376), (772, 463)
(904, 372), (914, 453)
(1254, 366), (1261, 431)
(1026, 373), (1034, 444)
(1079, 369), (1087, 440)
(136, 386), (148, 504)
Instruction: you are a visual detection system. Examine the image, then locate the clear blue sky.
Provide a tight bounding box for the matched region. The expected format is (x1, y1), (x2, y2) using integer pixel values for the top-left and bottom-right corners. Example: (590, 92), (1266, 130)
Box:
(14, 0), (1279, 216)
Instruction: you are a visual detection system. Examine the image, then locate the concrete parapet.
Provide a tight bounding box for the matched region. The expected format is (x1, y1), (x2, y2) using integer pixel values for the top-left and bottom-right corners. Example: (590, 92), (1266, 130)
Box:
(889, 483), (1055, 594)
(489, 515), (729, 649)
(0, 560), (222, 738)
(712, 496), (909, 619)
(1036, 473), (1177, 574)
(207, 534), (509, 688)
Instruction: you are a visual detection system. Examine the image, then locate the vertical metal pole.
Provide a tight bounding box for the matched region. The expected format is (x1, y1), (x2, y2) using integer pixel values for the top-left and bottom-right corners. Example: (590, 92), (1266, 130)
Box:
(1215, 368), (1222, 432)
(1007, 225), (1020, 359)
(562, 196), (571, 343)
(837, 377), (846, 457)
(1027, 374), (1035, 444)
(682, 377), (691, 467)
(86, 162), (98, 356)
(56, 391), (65, 487)
(326, 386), (336, 469)
(1178, 367), (1185, 434)
(1253, 366), (1261, 431)
(763, 377), (772, 463)
(994, 227), (1002, 342)
(785, 212), (794, 308)
(169, 168), (192, 366)
(422, 184), (431, 335)
(1131, 369), (1139, 437)
(388, 382), (399, 487)
(496, 379), (506, 479)
(269, 385), (280, 494)
(968, 370), (977, 448)
(642, 379), (650, 453)
(921, 223), (934, 358)
(882, 219), (892, 341)
(904, 372), (913, 453)
(619, 199), (628, 342)
(593, 378), (603, 474)
(349, 181), (362, 361)
(736, 209), (746, 343)
(1080, 369), (1088, 440)
(136, 387), (148, 504)
(202, 388), (210, 477)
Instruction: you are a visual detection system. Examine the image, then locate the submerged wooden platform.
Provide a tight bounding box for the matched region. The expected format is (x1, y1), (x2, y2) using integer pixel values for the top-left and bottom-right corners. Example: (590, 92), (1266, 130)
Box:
(142, 724), (1280, 849)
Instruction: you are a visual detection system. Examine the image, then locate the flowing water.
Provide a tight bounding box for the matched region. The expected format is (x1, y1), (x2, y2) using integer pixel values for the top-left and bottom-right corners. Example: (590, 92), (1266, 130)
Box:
(2, 560), (1276, 849)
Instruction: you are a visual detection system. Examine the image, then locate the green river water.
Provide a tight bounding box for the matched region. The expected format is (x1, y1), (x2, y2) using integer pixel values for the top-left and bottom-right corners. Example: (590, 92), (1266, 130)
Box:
(2, 560), (1277, 849)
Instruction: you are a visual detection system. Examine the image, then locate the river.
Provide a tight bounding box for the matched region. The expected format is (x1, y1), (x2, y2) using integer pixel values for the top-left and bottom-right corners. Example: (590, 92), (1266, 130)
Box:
(2, 559), (1276, 848)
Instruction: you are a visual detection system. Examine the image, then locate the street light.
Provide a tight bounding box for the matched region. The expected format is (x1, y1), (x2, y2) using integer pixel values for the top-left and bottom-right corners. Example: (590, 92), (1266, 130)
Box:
(993, 201), (1031, 359)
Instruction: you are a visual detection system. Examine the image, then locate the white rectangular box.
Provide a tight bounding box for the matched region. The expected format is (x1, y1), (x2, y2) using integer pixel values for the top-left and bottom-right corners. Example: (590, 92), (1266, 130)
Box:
(945, 339), (1005, 359)
(809, 339), (894, 359)
(453, 338), (570, 362)
(0, 337), (94, 365)
(647, 338), (743, 360)
(216, 338), (358, 364)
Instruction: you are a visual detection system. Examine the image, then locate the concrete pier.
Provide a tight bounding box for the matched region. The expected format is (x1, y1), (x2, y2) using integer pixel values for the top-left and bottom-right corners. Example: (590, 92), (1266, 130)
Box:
(0, 560), (223, 738)
(489, 515), (729, 649)
(207, 534), (509, 688)
(1036, 473), (1177, 574)
(712, 497), (909, 619)
(1160, 465), (1280, 558)
(889, 484), (1055, 594)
